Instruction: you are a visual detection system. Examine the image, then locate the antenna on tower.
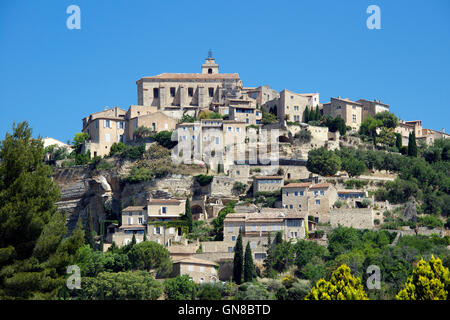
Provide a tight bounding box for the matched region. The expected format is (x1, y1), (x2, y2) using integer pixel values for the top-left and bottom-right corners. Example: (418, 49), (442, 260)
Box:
(208, 49), (213, 59)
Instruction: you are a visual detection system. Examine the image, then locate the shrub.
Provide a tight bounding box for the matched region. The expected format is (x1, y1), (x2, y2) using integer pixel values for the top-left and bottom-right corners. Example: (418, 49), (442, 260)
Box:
(164, 275), (197, 300)
(127, 166), (153, 183)
(195, 174), (213, 186)
(418, 215), (444, 229)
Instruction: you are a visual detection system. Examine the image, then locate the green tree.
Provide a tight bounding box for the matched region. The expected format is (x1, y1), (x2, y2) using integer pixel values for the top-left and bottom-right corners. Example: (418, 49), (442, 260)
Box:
(164, 275), (196, 300)
(78, 271), (162, 300)
(127, 241), (172, 277)
(359, 116), (382, 140)
(307, 147), (341, 176)
(408, 132), (418, 157)
(305, 264), (369, 300)
(396, 256), (449, 300)
(85, 207), (95, 249)
(244, 242), (256, 282)
(304, 107), (310, 123)
(185, 198), (193, 233)
(374, 111), (399, 129)
(71, 132), (90, 155)
(233, 229), (244, 284)
(341, 157), (366, 177)
(197, 283), (222, 300)
(395, 133), (403, 149)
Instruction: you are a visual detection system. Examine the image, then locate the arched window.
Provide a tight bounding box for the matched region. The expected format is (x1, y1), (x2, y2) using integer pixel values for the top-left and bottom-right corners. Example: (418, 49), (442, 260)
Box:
(208, 68), (212, 74)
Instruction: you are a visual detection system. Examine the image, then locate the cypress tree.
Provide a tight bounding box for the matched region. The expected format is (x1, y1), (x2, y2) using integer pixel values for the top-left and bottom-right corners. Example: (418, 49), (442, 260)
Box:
(304, 107), (310, 123)
(143, 229), (147, 241)
(131, 234), (137, 246)
(395, 133), (402, 149)
(315, 105), (321, 121)
(408, 132), (418, 157)
(85, 207), (95, 249)
(99, 237), (104, 252)
(185, 197), (193, 233)
(233, 229), (244, 284)
(244, 242), (256, 282)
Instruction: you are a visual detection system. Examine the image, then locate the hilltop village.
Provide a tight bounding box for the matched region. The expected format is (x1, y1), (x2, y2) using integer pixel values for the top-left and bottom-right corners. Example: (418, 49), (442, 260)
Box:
(40, 55), (450, 298)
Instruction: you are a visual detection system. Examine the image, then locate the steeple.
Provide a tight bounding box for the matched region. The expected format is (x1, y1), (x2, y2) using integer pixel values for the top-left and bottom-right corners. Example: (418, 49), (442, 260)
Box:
(202, 49), (219, 74)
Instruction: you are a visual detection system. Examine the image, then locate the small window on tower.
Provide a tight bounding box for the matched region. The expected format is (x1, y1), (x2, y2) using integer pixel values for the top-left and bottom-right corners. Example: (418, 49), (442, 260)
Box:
(208, 88), (214, 97)
(153, 88), (159, 98)
(170, 87), (176, 97)
(208, 68), (212, 74)
(188, 88), (194, 97)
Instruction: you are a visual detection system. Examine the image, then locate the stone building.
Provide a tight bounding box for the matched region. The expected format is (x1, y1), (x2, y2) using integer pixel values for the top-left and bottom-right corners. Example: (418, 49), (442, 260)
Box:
(330, 208), (374, 229)
(228, 102), (262, 125)
(264, 89), (320, 123)
(322, 97), (362, 132)
(171, 257), (218, 283)
(282, 182), (338, 223)
(419, 128), (449, 145)
(136, 57), (243, 110)
(357, 98), (390, 121)
(395, 120), (423, 146)
(253, 176), (284, 193)
(82, 106), (127, 157)
(223, 210), (307, 261)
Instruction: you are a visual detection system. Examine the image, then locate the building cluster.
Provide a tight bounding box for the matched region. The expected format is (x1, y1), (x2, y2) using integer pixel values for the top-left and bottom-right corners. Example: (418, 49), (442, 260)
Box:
(83, 54), (447, 283)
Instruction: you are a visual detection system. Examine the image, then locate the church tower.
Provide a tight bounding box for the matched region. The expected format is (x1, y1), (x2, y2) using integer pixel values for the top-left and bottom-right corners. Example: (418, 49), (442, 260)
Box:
(201, 49), (219, 74)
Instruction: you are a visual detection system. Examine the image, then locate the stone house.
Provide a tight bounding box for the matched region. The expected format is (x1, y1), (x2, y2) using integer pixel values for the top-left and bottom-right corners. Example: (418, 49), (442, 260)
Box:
(253, 176), (284, 193)
(228, 103), (262, 125)
(223, 210), (307, 261)
(419, 128), (449, 146)
(264, 89), (320, 123)
(112, 206), (147, 246)
(322, 97), (363, 132)
(82, 106), (127, 157)
(171, 257), (219, 283)
(395, 120), (423, 146)
(357, 98), (390, 121)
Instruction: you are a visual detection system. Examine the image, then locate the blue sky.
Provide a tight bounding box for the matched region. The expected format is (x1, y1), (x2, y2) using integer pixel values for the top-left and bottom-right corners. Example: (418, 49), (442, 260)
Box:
(1, 0), (449, 143)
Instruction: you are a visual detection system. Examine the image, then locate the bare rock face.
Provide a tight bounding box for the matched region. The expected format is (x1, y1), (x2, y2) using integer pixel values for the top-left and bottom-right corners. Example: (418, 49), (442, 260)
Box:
(402, 197), (418, 223)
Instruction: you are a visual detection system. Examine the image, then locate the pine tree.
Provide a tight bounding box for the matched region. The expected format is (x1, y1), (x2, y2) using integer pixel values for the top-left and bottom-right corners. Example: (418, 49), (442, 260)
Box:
(396, 256), (449, 300)
(408, 132), (418, 157)
(233, 229), (244, 284)
(185, 197), (193, 233)
(85, 206), (95, 249)
(244, 242), (256, 282)
(305, 264), (369, 300)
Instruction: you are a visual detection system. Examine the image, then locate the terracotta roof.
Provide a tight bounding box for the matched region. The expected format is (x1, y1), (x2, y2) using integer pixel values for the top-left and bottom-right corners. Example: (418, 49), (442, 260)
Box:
(140, 73), (240, 80)
(254, 176), (283, 180)
(331, 97), (362, 106)
(122, 206), (146, 212)
(148, 199), (182, 204)
(119, 224), (146, 230)
(173, 257), (217, 266)
(310, 183), (331, 189)
(282, 183), (311, 189)
(338, 190), (366, 194)
(222, 120), (246, 124)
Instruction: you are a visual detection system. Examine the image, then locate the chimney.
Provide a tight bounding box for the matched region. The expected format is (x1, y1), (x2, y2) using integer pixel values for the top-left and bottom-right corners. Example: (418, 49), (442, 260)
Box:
(443, 128), (445, 134)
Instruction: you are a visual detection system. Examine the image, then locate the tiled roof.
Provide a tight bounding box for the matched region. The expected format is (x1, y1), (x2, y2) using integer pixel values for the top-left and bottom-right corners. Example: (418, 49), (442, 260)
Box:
(122, 206), (146, 212)
(310, 183), (331, 189)
(148, 199), (182, 204)
(119, 224), (146, 230)
(254, 176), (283, 180)
(338, 190), (366, 194)
(140, 73), (240, 80)
(282, 183), (311, 189)
(173, 257), (217, 266)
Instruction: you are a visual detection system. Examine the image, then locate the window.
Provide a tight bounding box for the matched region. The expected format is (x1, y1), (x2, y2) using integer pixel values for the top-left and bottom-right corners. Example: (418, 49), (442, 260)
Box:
(314, 191), (318, 196)
(208, 68), (212, 74)
(246, 118), (249, 124)
(320, 190), (324, 196)
(169, 228), (174, 234)
(228, 127), (232, 132)
(235, 128), (240, 133)
(300, 191), (304, 196)
(200, 266), (205, 272)
(118, 121), (124, 129)
(188, 265), (193, 272)
(215, 137), (220, 145)
(105, 134), (110, 142)
(315, 200), (320, 205)
(94, 120), (98, 129)
(208, 88), (214, 97)
(155, 227), (161, 234)
(138, 217), (143, 224)
(251, 242), (256, 249)
(153, 88), (159, 98)
(294, 192), (298, 196)
(228, 227), (233, 233)
(170, 87), (176, 97)
(232, 236), (236, 241)
(188, 87), (194, 97)
(236, 171), (240, 175)
(252, 225), (256, 231)
(353, 114), (357, 123)
(286, 192), (289, 196)
(228, 247), (233, 253)
(161, 207), (167, 214)
(104, 120), (111, 128)
(289, 205), (293, 209)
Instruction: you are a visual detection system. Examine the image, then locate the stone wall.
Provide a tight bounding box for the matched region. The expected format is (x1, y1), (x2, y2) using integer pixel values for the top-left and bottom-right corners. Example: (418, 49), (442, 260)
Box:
(330, 208), (374, 229)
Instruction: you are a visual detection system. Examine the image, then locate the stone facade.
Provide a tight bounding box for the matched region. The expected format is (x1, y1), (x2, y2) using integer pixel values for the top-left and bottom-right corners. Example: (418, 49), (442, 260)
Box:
(330, 208), (374, 229)
(253, 176), (284, 193)
(322, 97), (362, 132)
(357, 98), (390, 121)
(171, 257), (219, 283)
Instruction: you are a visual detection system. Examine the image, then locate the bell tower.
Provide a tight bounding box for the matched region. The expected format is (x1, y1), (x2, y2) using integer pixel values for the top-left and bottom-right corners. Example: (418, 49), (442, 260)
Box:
(201, 49), (219, 74)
